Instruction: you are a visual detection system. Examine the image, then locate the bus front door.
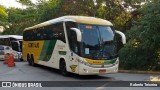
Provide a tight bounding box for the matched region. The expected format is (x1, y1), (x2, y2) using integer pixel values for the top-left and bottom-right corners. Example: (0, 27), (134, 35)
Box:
(68, 30), (79, 73)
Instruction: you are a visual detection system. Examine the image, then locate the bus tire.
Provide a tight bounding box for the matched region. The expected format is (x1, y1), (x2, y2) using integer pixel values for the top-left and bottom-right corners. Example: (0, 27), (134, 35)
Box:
(31, 55), (36, 66)
(27, 54), (32, 66)
(60, 59), (68, 76)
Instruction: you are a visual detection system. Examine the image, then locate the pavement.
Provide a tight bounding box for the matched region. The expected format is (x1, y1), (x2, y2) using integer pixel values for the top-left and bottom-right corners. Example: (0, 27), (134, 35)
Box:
(0, 61), (160, 90)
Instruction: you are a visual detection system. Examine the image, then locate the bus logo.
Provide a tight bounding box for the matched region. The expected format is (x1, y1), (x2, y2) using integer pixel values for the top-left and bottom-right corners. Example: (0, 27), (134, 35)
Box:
(28, 43), (39, 48)
(2, 82), (11, 87)
(70, 65), (77, 72)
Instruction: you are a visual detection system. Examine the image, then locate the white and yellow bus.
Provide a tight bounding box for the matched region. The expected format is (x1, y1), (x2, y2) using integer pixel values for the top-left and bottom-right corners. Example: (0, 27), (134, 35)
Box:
(22, 16), (126, 75)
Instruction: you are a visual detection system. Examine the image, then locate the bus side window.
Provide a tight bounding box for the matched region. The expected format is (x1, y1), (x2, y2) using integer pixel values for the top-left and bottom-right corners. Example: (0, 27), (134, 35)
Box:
(36, 28), (44, 40)
(45, 26), (52, 40)
(24, 30), (35, 41)
(24, 30), (30, 41)
(49, 23), (66, 43)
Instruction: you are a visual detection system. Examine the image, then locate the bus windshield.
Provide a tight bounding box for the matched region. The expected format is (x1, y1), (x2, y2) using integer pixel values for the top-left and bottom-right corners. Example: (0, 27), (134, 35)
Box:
(79, 24), (117, 60)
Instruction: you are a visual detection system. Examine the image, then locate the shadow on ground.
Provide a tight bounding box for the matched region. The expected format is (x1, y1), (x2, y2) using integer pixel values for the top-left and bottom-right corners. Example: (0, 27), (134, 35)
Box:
(23, 62), (114, 80)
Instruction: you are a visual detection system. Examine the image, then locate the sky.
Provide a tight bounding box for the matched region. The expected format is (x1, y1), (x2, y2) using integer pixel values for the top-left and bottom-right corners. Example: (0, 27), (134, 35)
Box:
(0, 0), (37, 8)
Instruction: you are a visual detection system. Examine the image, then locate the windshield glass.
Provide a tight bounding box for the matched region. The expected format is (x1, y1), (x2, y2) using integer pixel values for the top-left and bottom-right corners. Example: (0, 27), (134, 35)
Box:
(79, 24), (117, 60)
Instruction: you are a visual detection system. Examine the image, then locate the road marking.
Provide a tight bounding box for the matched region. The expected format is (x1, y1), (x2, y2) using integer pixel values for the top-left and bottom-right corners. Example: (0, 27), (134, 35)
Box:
(96, 78), (118, 90)
(150, 76), (160, 81)
(96, 82), (110, 90)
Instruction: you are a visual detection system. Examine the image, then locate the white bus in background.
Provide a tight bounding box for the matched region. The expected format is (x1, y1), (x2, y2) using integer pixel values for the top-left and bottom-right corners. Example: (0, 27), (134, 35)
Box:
(0, 35), (23, 61)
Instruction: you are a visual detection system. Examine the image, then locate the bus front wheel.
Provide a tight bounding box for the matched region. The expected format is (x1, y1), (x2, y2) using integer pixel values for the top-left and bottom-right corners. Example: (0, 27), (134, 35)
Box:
(60, 60), (68, 76)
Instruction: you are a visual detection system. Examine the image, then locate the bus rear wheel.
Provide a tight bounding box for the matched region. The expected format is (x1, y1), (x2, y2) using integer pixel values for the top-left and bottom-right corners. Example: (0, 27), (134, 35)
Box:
(27, 55), (32, 66)
(30, 55), (36, 66)
(60, 60), (68, 76)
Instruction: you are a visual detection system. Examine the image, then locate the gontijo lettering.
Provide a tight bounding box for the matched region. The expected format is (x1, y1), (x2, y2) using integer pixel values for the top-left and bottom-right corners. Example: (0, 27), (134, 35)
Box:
(28, 43), (39, 48)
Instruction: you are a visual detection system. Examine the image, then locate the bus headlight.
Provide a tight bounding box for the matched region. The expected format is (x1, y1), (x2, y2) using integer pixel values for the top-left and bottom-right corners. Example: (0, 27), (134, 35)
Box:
(77, 58), (90, 66)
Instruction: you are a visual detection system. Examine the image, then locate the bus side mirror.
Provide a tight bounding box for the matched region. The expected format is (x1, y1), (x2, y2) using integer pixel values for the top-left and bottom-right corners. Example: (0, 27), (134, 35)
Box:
(70, 28), (82, 42)
(115, 30), (126, 44)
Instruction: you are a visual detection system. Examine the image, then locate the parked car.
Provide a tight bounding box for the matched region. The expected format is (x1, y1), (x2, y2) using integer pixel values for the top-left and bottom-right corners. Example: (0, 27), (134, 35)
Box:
(0, 45), (22, 61)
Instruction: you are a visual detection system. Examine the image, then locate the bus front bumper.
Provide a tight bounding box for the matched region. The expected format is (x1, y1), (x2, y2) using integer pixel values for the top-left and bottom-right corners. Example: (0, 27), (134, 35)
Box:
(78, 61), (119, 75)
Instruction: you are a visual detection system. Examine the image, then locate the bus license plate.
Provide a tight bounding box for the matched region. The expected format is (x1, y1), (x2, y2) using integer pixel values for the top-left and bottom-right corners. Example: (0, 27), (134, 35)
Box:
(99, 69), (106, 73)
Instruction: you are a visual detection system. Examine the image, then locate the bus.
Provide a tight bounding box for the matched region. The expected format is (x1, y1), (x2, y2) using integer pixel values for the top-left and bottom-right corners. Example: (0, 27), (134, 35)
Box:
(0, 35), (23, 60)
(22, 16), (126, 75)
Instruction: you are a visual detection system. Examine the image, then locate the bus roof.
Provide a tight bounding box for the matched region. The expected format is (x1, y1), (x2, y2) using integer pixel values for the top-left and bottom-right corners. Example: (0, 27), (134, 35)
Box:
(24, 15), (113, 31)
(0, 35), (23, 40)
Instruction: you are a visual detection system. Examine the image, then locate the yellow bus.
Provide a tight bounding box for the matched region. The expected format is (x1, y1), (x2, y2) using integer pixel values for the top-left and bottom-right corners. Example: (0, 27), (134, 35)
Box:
(22, 16), (126, 75)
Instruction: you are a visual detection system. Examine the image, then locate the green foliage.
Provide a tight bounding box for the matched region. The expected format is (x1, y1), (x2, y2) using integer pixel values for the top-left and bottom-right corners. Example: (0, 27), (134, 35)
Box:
(36, 0), (134, 31)
(123, 0), (151, 9)
(16, 0), (34, 6)
(119, 0), (160, 71)
(0, 1), (150, 38)
(1, 0), (150, 34)
(36, 0), (63, 22)
(0, 5), (8, 25)
(2, 8), (36, 35)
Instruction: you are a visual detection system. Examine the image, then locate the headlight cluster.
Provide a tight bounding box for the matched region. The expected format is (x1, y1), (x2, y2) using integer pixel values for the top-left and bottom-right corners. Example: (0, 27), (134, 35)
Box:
(77, 58), (91, 66)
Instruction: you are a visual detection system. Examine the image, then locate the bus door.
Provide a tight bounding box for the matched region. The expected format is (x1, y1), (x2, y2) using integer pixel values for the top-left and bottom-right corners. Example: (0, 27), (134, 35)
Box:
(65, 21), (79, 73)
(68, 30), (79, 73)
(66, 22), (79, 73)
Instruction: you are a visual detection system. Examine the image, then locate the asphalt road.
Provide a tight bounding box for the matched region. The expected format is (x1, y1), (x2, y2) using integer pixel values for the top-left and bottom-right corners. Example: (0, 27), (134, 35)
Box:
(0, 61), (159, 90)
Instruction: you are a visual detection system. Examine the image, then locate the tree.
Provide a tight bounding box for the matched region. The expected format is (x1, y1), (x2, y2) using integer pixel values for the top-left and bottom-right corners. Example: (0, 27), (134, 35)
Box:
(20, 0), (148, 32)
(2, 8), (36, 35)
(36, 0), (63, 22)
(2, 0), (149, 40)
(16, 0), (34, 6)
(119, 0), (160, 71)
(0, 5), (8, 26)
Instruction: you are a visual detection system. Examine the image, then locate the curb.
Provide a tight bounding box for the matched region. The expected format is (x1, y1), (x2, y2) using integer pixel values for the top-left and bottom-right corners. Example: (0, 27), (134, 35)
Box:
(118, 70), (160, 74)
